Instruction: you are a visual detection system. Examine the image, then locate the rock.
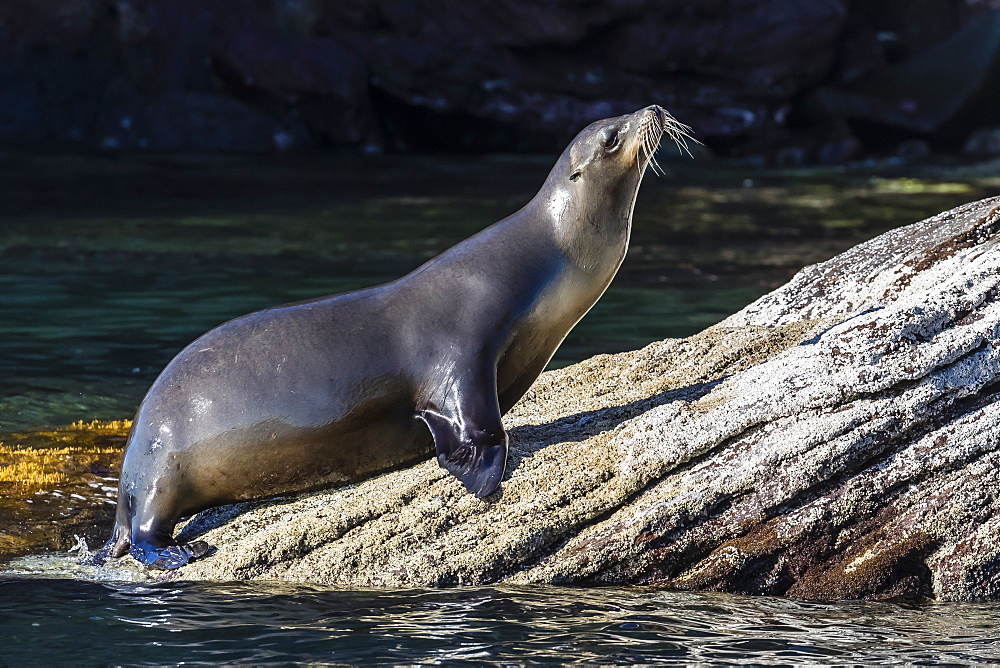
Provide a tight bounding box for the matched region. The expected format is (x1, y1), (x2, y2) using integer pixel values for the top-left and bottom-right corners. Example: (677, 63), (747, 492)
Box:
(0, 0), (851, 154)
(0, 71), (46, 142)
(165, 197), (1000, 601)
(211, 29), (373, 146)
(852, 0), (965, 61)
(352, 0), (849, 149)
(963, 127), (1000, 155)
(894, 138), (932, 160)
(811, 10), (1000, 138)
(95, 91), (311, 152)
(0, 0), (95, 54)
(1, 0), (998, 157)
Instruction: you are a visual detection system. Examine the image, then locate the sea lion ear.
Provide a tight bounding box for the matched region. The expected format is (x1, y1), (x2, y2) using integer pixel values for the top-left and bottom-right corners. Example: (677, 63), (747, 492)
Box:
(418, 409), (507, 498)
(568, 152), (594, 182)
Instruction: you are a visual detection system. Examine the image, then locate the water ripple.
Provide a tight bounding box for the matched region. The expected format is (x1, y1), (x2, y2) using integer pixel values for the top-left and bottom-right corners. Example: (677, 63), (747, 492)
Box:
(2, 577), (999, 664)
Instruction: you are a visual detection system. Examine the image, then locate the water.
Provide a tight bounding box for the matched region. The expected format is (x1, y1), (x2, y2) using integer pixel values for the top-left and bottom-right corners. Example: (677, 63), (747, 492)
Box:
(3, 578), (999, 664)
(0, 152), (772, 431)
(1, 153), (986, 432)
(2, 150), (999, 663)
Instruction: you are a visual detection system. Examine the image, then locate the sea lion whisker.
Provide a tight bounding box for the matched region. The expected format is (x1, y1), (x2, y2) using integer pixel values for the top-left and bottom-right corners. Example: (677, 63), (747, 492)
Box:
(660, 112), (699, 157)
(640, 126), (664, 176)
(638, 134), (650, 176)
(633, 130), (644, 176)
(650, 152), (664, 177)
(651, 127), (666, 175)
(636, 122), (655, 176)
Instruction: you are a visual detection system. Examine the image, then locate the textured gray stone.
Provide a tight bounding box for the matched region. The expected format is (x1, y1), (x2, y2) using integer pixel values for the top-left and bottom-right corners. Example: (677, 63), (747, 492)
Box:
(156, 197), (1000, 601)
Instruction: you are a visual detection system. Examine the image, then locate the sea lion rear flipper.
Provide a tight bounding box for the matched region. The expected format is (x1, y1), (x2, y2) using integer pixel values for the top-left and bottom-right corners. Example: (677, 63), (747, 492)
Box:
(83, 521), (131, 566)
(418, 375), (508, 498)
(129, 540), (212, 570)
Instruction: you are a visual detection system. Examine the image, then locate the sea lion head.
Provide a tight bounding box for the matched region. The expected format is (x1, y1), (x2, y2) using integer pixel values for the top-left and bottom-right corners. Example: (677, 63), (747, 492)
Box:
(540, 106), (693, 236)
(564, 105), (692, 187)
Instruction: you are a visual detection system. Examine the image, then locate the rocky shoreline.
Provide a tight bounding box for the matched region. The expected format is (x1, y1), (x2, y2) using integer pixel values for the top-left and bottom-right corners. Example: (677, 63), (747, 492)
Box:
(142, 196), (1000, 601)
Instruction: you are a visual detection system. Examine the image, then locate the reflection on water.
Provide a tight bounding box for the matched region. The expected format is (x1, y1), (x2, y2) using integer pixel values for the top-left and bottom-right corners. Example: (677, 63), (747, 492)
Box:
(2, 578), (999, 664)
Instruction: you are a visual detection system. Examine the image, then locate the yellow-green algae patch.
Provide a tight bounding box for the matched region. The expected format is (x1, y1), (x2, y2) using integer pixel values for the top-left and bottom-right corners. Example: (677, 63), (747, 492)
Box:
(0, 420), (129, 564)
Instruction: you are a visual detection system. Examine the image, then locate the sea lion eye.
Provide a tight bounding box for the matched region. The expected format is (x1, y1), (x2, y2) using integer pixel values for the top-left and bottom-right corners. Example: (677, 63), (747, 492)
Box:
(603, 129), (620, 149)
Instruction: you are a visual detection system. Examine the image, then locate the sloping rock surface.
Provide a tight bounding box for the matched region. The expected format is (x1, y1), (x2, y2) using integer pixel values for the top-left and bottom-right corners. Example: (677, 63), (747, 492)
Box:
(173, 197), (1000, 601)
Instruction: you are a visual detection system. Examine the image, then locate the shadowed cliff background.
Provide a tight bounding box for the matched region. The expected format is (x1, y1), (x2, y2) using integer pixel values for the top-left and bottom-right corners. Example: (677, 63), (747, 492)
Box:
(2, 0), (1000, 162)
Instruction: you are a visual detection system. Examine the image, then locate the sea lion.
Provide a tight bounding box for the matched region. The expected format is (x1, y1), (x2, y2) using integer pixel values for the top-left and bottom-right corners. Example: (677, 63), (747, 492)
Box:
(93, 105), (693, 569)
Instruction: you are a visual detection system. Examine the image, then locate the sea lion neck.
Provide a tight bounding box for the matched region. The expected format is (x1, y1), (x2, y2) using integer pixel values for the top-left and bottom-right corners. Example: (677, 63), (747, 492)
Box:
(527, 162), (641, 273)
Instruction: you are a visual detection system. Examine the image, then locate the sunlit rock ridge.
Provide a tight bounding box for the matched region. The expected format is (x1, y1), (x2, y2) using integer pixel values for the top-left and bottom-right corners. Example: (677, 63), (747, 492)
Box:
(172, 197), (1000, 601)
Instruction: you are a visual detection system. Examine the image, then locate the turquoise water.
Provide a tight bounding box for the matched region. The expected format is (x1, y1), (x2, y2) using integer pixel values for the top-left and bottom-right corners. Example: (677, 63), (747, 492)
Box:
(2, 152), (999, 663)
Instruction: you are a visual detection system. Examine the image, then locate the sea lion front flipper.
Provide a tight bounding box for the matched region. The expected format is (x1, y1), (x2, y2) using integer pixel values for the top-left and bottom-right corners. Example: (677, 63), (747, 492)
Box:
(420, 409), (507, 498)
(418, 373), (508, 498)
